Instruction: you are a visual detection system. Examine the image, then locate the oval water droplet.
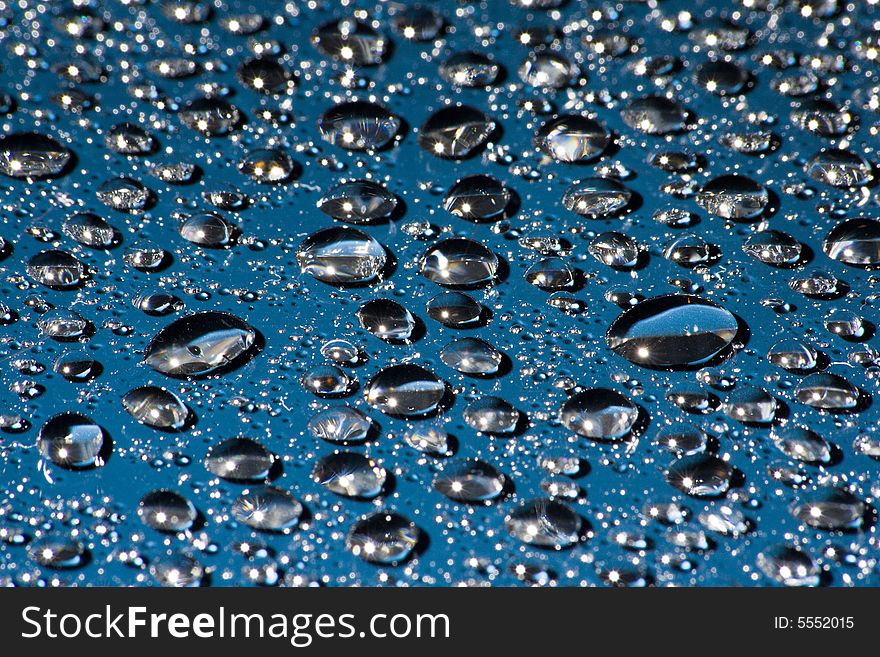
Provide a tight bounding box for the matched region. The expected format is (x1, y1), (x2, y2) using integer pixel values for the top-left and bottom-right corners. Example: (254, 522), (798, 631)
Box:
(560, 388), (638, 440)
(606, 295), (739, 369)
(297, 226), (387, 285)
(364, 364), (445, 417)
(143, 312), (258, 378)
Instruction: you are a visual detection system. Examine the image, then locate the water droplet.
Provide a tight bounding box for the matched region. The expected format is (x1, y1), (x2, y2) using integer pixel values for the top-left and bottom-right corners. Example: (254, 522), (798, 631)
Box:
(463, 396), (520, 434)
(319, 101), (400, 151)
(697, 174), (768, 220)
(62, 212), (115, 248)
(433, 459), (506, 502)
(562, 177), (632, 218)
(144, 312), (258, 378)
(772, 427), (831, 464)
(518, 51), (576, 88)
(588, 231), (641, 268)
(300, 364), (353, 397)
(440, 337), (503, 375)
(504, 498), (581, 548)
(420, 237), (499, 287)
(525, 257), (576, 290)
(606, 295), (739, 369)
(743, 230), (802, 265)
(28, 534), (85, 569)
(179, 97), (240, 135)
(122, 386), (189, 430)
(805, 148), (871, 187)
(138, 490), (197, 532)
(313, 452), (386, 498)
(792, 488), (864, 530)
(767, 338), (817, 371)
(204, 437), (273, 481)
(560, 388), (638, 440)
(443, 174), (510, 221)
(356, 298), (415, 342)
(150, 553), (204, 587)
(665, 454), (733, 497)
(27, 250), (85, 289)
(297, 226), (387, 285)
(793, 372), (859, 410)
(105, 122), (154, 155)
(364, 364), (445, 417)
(823, 218), (880, 266)
(232, 486), (303, 531)
(418, 106), (495, 158)
(756, 545), (819, 586)
(426, 291), (483, 327)
(37, 412), (105, 469)
(312, 18), (387, 66)
(179, 211), (234, 247)
(440, 51), (499, 87)
(239, 148), (296, 183)
(307, 406), (373, 444)
(318, 179), (397, 223)
(347, 512), (419, 564)
(722, 385), (777, 423)
(37, 309), (89, 339)
(695, 60), (749, 95)
(621, 95), (687, 135)
(0, 132), (70, 178)
(534, 115), (609, 162)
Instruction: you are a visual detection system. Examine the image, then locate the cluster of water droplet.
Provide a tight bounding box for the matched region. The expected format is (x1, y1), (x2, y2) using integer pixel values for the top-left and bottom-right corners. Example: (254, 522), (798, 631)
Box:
(1, 0), (879, 588)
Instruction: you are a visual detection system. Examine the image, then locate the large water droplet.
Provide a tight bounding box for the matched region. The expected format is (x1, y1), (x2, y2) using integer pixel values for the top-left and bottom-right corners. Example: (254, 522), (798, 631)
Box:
(347, 512), (419, 564)
(356, 298), (415, 342)
(805, 148), (871, 187)
(793, 372), (859, 410)
(143, 312), (257, 378)
(418, 106), (495, 158)
(307, 406), (373, 444)
(606, 295), (739, 369)
(665, 454), (733, 497)
(312, 18), (387, 66)
(364, 364), (445, 417)
(772, 427), (831, 464)
(560, 388), (638, 440)
(504, 498), (582, 548)
(138, 490), (197, 532)
(822, 218), (880, 266)
(462, 396), (520, 434)
(791, 488), (864, 530)
(297, 226), (387, 285)
(426, 291), (483, 327)
(319, 101), (400, 151)
(232, 486), (303, 531)
(697, 174), (768, 220)
(620, 95), (687, 135)
(318, 179), (397, 224)
(122, 386), (189, 430)
(443, 174), (510, 221)
(757, 545), (819, 587)
(27, 250), (85, 289)
(420, 237), (499, 287)
(433, 459), (506, 502)
(0, 132), (70, 178)
(562, 177), (632, 218)
(313, 452), (387, 498)
(37, 412), (105, 469)
(204, 437), (274, 481)
(440, 337), (503, 375)
(534, 115), (609, 162)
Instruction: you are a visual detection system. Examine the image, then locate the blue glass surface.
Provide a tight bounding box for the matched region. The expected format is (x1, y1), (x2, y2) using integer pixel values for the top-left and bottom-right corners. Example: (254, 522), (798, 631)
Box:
(0, 0), (879, 587)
